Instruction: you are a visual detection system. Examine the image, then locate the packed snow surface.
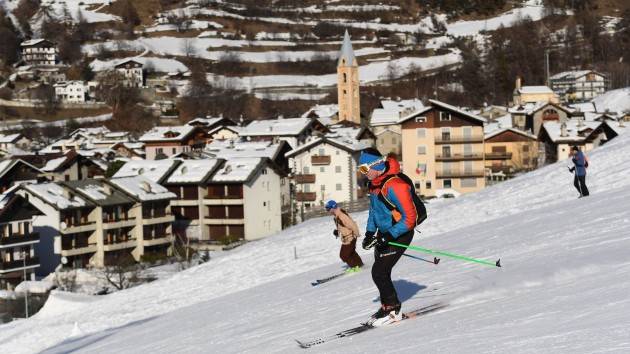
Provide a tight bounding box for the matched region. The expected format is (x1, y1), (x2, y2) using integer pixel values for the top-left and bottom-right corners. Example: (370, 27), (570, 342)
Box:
(2, 136), (630, 353)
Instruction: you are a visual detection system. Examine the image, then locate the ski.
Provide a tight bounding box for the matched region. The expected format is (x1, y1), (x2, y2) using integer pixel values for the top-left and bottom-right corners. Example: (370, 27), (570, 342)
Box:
(311, 272), (347, 286)
(295, 302), (447, 349)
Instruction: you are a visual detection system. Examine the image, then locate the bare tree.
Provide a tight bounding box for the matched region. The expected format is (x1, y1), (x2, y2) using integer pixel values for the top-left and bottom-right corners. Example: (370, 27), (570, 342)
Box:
(100, 254), (143, 291)
(168, 10), (191, 32)
(181, 38), (197, 58)
(54, 269), (77, 292)
(32, 84), (59, 115)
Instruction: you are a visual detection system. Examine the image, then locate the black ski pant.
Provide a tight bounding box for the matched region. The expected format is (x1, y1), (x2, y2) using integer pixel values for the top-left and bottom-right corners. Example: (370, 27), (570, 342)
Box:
(371, 229), (414, 307)
(574, 174), (589, 197)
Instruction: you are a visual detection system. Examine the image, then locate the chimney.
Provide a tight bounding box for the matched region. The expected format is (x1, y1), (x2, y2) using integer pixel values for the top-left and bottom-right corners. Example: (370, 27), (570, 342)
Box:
(515, 76), (522, 90)
(577, 117), (584, 128)
(560, 122), (568, 137)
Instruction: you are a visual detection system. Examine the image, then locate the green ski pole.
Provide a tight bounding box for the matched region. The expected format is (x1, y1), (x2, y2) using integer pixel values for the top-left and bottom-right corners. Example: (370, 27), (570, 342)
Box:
(389, 242), (501, 268)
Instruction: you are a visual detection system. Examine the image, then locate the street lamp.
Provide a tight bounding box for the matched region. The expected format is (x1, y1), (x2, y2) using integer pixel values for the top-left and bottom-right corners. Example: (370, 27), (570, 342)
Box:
(21, 250), (29, 318)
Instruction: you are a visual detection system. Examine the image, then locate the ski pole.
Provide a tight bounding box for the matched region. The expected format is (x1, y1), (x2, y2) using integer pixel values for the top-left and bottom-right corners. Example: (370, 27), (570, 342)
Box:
(402, 253), (440, 264)
(389, 242), (501, 268)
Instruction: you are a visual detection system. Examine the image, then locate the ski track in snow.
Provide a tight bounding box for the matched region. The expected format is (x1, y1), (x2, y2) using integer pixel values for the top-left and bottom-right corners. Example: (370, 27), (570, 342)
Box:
(2, 137), (630, 352)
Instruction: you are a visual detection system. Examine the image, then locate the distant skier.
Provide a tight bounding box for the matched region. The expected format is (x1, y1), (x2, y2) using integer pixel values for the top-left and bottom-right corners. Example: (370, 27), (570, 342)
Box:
(325, 200), (363, 272)
(568, 145), (589, 198)
(359, 148), (417, 326)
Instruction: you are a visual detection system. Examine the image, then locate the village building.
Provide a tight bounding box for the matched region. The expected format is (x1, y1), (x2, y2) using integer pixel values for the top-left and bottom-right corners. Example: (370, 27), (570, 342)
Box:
(399, 99), (486, 198)
(285, 123), (373, 213)
(0, 134), (31, 154)
(0, 189), (43, 290)
(484, 127), (538, 182)
(163, 158), (283, 249)
(550, 70), (608, 103)
(18, 177), (175, 272)
(0, 159), (42, 193)
(53, 81), (97, 103)
(538, 120), (620, 164)
(40, 150), (107, 182)
(512, 77), (559, 106)
(187, 116), (241, 141)
(508, 101), (575, 136)
(20, 39), (59, 66)
(114, 59), (144, 88)
(139, 126), (209, 160)
(370, 99), (425, 158)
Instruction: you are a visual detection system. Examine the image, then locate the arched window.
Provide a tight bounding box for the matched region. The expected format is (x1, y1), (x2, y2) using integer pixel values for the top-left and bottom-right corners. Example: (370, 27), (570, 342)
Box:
(343, 73), (347, 83)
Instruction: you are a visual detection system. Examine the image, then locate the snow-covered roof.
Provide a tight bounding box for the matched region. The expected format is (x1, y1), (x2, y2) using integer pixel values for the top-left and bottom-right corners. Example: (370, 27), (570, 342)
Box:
(485, 127), (537, 140)
(109, 176), (176, 201)
(240, 117), (314, 137)
(570, 102), (597, 113)
(550, 70), (599, 81)
(24, 182), (88, 210)
(0, 159), (41, 181)
(21, 39), (52, 47)
(517, 86), (554, 94)
(605, 121), (628, 137)
(371, 99), (425, 126)
(113, 160), (181, 183)
(325, 124), (373, 151)
(541, 120), (601, 142)
(483, 113), (514, 135)
(0, 133), (22, 143)
(42, 156), (69, 172)
(592, 87), (630, 114)
(66, 180), (134, 206)
(15, 280), (55, 294)
(166, 159), (221, 184)
(205, 140), (286, 160)
(428, 99), (486, 123)
(69, 126), (111, 138)
(338, 30), (356, 66)
(187, 117), (223, 127)
(139, 126), (196, 142)
(302, 104), (338, 120)
(508, 101), (573, 116)
(210, 157), (265, 183)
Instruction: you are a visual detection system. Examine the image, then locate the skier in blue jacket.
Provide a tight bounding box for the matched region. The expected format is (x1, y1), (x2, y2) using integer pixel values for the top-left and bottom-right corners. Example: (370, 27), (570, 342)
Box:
(568, 146), (589, 197)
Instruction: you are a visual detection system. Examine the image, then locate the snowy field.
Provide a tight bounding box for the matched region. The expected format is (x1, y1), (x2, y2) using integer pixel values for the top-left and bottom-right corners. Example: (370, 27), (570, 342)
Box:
(2, 131), (630, 353)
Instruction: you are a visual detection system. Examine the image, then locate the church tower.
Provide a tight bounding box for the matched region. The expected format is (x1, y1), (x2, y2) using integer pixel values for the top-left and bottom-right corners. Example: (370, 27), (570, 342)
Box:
(337, 30), (360, 124)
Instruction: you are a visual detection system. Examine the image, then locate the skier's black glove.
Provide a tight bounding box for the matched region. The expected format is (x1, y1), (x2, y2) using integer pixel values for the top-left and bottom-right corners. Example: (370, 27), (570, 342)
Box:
(362, 231), (377, 250)
(568, 166), (575, 173)
(333, 230), (339, 238)
(375, 232), (395, 252)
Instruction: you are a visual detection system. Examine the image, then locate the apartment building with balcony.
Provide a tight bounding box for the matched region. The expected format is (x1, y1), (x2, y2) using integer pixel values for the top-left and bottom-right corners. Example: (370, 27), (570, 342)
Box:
(18, 178), (176, 273)
(20, 39), (59, 66)
(0, 189), (43, 290)
(370, 99), (425, 158)
(107, 176), (176, 260)
(484, 128), (538, 181)
(114, 59), (144, 88)
(400, 99), (486, 198)
(285, 126), (373, 211)
(550, 70), (608, 103)
(163, 157), (282, 248)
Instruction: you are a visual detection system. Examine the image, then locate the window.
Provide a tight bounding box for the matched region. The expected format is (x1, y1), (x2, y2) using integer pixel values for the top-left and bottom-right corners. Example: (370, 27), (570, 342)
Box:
(263, 201), (266, 207)
(416, 145), (426, 155)
(335, 166), (342, 173)
(464, 144), (472, 157)
(443, 179), (452, 188)
(318, 148), (325, 155)
(320, 166), (325, 173)
(303, 166), (310, 173)
(262, 168), (268, 175)
(426, 181), (432, 189)
(461, 178), (477, 188)
(414, 181), (421, 189)
(157, 148), (163, 154)
(343, 73), (347, 83)
(392, 137), (397, 144)
(320, 185), (326, 191)
(336, 183), (342, 191)
(416, 128), (426, 138)
(172, 148), (176, 154)
(464, 161), (473, 173)
(463, 126), (472, 138)
(522, 145), (529, 152)
(442, 146), (451, 157)
(415, 116), (426, 123)
(440, 111), (451, 121)
(304, 184), (310, 192)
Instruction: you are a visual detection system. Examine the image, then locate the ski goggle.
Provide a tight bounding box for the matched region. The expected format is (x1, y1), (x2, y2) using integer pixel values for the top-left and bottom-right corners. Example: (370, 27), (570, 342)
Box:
(358, 158), (385, 175)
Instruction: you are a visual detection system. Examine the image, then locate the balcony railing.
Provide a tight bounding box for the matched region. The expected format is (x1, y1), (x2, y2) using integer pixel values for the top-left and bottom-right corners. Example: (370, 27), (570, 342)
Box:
(0, 233), (39, 246)
(205, 194), (242, 200)
(436, 170), (485, 178)
(296, 192), (317, 202)
(0, 257), (39, 272)
(311, 155), (331, 165)
(485, 152), (513, 160)
(434, 135), (484, 144)
(294, 174), (316, 184)
(488, 166), (512, 174)
(435, 153), (484, 161)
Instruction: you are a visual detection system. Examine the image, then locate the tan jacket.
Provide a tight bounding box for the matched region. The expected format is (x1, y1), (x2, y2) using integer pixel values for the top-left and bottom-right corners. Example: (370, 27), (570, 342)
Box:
(334, 210), (360, 245)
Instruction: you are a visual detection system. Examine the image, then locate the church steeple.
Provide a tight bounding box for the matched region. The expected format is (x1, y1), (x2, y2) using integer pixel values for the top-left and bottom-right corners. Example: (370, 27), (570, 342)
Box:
(338, 30), (357, 67)
(337, 30), (360, 124)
